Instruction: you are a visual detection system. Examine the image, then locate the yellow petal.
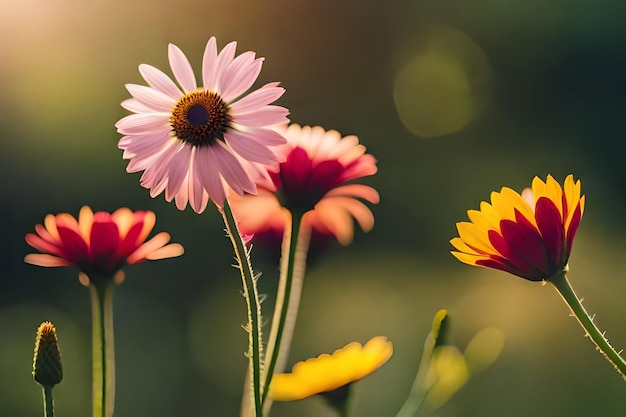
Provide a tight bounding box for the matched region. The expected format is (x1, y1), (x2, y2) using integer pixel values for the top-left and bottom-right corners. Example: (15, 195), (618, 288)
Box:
(450, 250), (492, 266)
(269, 336), (392, 401)
(78, 206), (94, 242)
(455, 222), (495, 254)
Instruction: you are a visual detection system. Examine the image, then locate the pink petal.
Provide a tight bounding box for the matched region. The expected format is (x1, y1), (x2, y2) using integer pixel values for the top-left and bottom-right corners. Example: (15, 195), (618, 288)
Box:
(165, 148), (193, 202)
(326, 185), (380, 204)
(145, 243), (184, 260)
(212, 143), (256, 195)
(340, 155), (378, 182)
(25, 234), (65, 257)
(121, 98), (153, 113)
(225, 130), (279, 165)
(116, 113), (170, 135)
(201, 37), (219, 90)
(126, 148), (170, 173)
(138, 142), (182, 190)
(34, 224), (60, 244)
(195, 146), (226, 207)
(233, 105), (289, 127)
(168, 43), (197, 93)
(126, 84), (176, 112)
(189, 150), (210, 212)
(326, 196), (376, 232)
(230, 83), (285, 113)
(139, 63), (183, 100)
(118, 130), (172, 157)
(220, 52), (263, 102)
(24, 254), (74, 267)
(204, 40), (237, 92)
(175, 173), (190, 210)
(127, 232), (171, 264)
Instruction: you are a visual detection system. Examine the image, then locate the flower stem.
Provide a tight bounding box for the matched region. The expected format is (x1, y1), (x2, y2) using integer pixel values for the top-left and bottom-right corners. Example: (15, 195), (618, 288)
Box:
(550, 272), (626, 381)
(395, 309), (448, 417)
(261, 212), (310, 412)
(394, 343), (434, 417)
(90, 280), (116, 417)
(222, 200), (264, 417)
(41, 385), (55, 417)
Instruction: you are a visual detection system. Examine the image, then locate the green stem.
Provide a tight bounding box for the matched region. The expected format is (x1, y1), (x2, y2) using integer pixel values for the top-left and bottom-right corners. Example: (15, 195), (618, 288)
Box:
(394, 342), (434, 417)
(395, 309), (448, 417)
(262, 212), (310, 412)
(90, 280), (116, 417)
(222, 200), (264, 417)
(42, 385), (55, 417)
(550, 272), (626, 381)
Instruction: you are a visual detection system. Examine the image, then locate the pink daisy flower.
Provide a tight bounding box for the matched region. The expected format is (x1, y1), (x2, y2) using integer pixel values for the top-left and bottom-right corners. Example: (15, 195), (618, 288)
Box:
(229, 124), (379, 245)
(116, 37), (289, 213)
(25, 206), (184, 281)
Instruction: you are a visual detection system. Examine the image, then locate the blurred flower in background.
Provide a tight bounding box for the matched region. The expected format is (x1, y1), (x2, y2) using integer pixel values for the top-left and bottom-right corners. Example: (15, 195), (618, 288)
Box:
(230, 124), (379, 245)
(24, 206), (184, 282)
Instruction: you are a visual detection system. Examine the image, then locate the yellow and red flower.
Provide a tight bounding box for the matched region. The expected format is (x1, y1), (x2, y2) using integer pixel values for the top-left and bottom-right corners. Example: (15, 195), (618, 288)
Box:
(25, 206), (183, 279)
(269, 336), (393, 401)
(450, 174), (585, 281)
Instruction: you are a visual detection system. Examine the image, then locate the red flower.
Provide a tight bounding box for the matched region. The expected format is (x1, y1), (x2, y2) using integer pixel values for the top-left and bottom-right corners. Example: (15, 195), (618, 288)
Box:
(230, 124), (379, 245)
(25, 206), (183, 279)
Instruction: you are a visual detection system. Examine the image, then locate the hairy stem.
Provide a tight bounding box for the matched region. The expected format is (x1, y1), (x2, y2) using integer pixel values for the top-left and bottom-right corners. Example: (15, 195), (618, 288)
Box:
(223, 200), (264, 417)
(550, 272), (626, 381)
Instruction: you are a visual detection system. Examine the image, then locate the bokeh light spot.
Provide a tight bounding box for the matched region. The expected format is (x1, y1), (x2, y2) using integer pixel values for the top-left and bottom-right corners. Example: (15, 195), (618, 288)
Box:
(463, 326), (506, 374)
(393, 26), (493, 138)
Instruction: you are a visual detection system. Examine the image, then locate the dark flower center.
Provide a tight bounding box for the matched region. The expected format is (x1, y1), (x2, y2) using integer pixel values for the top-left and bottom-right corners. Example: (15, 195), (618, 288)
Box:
(170, 90), (231, 147)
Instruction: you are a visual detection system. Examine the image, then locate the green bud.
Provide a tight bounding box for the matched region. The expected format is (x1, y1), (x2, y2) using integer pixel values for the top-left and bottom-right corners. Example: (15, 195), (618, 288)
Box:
(33, 322), (63, 387)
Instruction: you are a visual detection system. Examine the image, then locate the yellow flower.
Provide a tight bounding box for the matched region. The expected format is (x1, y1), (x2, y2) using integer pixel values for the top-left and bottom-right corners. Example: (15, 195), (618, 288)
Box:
(451, 174), (585, 281)
(269, 336), (393, 401)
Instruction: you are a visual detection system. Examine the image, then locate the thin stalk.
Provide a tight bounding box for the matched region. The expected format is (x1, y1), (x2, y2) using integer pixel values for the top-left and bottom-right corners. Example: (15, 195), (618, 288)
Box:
(394, 338), (435, 417)
(261, 212), (310, 413)
(42, 385), (55, 417)
(395, 309), (448, 417)
(222, 200), (264, 417)
(90, 281), (116, 417)
(550, 272), (626, 381)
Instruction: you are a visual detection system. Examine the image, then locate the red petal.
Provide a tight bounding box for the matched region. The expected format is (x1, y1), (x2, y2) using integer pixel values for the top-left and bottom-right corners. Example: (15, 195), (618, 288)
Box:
(489, 214), (552, 279)
(56, 225), (89, 265)
(310, 159), (344, 193)
(117, 219), (145, 259)
(477, 257), (545, 281)
(90, 214), (121, 275)
(534, 197), (564, 271)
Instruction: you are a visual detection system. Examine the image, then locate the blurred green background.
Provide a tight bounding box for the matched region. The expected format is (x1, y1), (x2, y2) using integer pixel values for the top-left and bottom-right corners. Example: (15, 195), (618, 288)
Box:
(1, 0), (626, 416)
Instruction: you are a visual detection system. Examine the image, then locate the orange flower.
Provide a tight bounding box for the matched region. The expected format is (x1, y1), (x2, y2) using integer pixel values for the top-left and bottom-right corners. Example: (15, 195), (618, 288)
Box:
(230, 124), (379, 245)
(451, 175), (585, 281)
(25, 206), (183, 279)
